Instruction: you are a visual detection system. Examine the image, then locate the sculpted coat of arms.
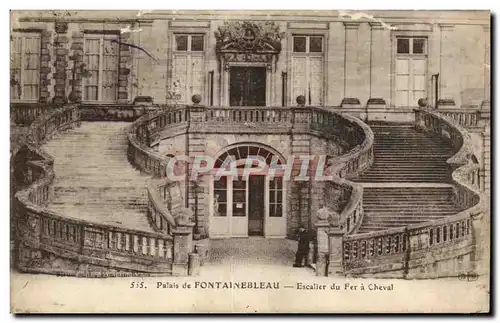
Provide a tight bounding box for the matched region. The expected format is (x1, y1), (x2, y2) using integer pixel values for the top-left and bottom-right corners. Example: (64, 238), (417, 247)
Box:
(214, 21), (285, 66)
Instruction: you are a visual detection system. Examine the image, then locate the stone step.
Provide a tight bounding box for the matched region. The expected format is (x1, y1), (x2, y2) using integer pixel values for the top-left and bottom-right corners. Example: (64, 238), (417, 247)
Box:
(42, 122), (154, 231)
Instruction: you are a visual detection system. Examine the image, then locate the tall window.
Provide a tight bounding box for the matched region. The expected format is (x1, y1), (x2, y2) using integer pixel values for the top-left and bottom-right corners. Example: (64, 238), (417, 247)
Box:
(395, 37), (427, 107)
(213, 177), (227, 217)
(10, 32), (41, 101)
(172, 34), (205, 104)
(291, 35), (324, 106)
(83, 33), (119, 102)
(269, 178), (283, 217)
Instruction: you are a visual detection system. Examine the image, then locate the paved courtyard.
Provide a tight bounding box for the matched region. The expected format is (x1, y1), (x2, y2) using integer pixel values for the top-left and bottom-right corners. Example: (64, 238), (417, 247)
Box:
(202, 237), (316, 278)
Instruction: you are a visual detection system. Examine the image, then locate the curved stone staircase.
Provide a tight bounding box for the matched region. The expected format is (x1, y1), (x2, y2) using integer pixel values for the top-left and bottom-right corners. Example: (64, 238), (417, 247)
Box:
(42, 122), (154, 232)
(38, 122), (466, 247)
(352, 124), (466, 234)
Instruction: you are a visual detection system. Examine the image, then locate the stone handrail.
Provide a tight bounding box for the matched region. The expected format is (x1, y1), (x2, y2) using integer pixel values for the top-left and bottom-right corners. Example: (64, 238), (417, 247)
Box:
(205, 106), (293, 133)
(436, 108), (480, 129)
(318, 109), (374, 235)
(13, 104), (180, 276)
(126, 105), (189, 178)
(10, 103), (52, 126)
(340, 108), (485, 277)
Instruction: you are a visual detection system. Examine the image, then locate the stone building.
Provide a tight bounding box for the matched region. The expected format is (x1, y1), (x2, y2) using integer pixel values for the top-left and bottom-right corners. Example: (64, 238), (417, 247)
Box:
(10, 10), (490, 277)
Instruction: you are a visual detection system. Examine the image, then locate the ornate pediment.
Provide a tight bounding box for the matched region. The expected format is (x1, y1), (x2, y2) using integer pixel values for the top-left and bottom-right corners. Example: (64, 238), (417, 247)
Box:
(215, 21), (285, 65)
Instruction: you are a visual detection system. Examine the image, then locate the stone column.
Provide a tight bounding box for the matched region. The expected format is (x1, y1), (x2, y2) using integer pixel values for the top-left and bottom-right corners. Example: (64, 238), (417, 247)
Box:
(438, 24), (458, 108)
(69, 29), (84, 103)
(171, 220), (195, 276)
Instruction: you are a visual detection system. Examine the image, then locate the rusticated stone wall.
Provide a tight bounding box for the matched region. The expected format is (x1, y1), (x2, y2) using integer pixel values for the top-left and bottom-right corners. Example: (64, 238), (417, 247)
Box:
(39, 30), (52, 103)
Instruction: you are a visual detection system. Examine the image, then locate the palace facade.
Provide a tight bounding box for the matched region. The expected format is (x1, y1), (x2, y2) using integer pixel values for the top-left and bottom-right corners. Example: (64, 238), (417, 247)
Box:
(10, 10), (490, 278)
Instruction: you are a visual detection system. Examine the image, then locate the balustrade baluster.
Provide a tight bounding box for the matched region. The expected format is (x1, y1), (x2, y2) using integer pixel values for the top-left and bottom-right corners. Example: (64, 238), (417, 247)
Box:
(361, 240), (367, 258)
(158, 239), (164, 258)
(142, 236), (148, 255)
(166, 241), (172, 259)
(132, 235), (138, 253)
(149, 237), (155, 256)
(385, 236), (392, 254)
(343, 242), (351, 261)
(368, 239), (374, 256)
(377, 238), (383, 255)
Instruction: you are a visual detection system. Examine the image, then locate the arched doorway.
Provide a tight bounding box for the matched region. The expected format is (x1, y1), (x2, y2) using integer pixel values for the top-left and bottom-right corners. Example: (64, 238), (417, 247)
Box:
(208, 143), (287, 239)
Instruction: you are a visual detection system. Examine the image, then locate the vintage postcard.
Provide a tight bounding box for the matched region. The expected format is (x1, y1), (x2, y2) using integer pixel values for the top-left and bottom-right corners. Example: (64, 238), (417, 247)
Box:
(9, 9), (491, 313)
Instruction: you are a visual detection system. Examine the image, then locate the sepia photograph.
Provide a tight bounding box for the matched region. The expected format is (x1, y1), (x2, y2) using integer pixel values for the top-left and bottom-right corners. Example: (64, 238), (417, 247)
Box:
(8, 8), (491, 314)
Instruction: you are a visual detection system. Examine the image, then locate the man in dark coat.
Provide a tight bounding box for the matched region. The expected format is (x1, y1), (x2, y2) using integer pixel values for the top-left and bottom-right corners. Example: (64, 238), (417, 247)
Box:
(293, 226), (310, 267)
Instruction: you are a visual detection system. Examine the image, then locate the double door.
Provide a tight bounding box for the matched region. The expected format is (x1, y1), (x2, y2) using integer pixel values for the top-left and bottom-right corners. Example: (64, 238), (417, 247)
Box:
(210, 175), (285, 238)
(229, 66), (266, 107)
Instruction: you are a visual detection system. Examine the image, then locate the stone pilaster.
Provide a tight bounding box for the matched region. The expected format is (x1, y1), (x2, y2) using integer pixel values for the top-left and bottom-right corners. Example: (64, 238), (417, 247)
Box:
(326, 22), (345, 106)
(53, 22), (69, 104)
(343, 22), (360, 103)
(438, 24), (458, 108)
(69, 31), (84, 102)
(327, 228), (344, 276)
(357, 22), (371, 105)
(315, 219), (330, 276)
(118, 33), (132, 103)
(39, 30), (53, 103)
(369, 23), (391, 106)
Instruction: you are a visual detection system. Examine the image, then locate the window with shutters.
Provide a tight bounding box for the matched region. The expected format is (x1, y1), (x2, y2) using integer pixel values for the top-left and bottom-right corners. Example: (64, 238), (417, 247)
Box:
(395, 37), (427, 107)
(83, 33), (119, 102)
(291, 35), (324, 106)
(10, 32), (41, 101)
(172, 34), (206, 104)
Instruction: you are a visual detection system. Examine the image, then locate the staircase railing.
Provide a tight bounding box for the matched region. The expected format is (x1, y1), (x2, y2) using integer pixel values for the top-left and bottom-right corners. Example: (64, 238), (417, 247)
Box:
(321, 111), (374, 234)
(129, 105), (374, 236)
(10, 103), (53, 126)
(435, 108), (480, 129)
(339, 109), (485, 278)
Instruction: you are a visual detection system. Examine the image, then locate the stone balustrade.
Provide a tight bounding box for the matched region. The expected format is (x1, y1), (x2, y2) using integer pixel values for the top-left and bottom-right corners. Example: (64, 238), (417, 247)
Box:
(336, 109), (486, 278)
(10, 103), (53, 126)
(130, 105), (372, 148)
(13, 104), (199, 277)
(437, 109), (480, 128)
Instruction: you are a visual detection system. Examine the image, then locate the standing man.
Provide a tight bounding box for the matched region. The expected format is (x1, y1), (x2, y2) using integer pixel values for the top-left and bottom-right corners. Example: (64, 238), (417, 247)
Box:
(293, 226), (311, 267)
